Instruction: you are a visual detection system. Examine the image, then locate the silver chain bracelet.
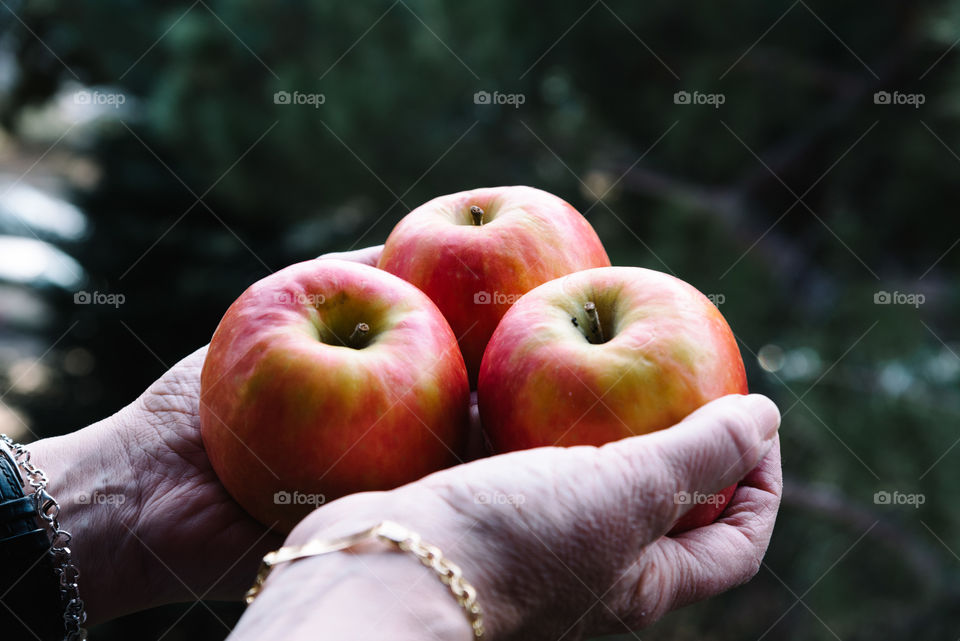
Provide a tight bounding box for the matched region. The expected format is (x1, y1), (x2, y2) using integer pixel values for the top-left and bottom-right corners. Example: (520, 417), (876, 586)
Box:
(0, 434), (88, 641)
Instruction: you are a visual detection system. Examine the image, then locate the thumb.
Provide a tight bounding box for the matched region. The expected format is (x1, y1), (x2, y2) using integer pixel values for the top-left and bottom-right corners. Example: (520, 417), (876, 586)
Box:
(599, 394), (780, 531)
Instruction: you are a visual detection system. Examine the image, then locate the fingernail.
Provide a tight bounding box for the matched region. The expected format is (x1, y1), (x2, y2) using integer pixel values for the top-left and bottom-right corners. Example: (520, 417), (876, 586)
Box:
(745, 394), (781, 439)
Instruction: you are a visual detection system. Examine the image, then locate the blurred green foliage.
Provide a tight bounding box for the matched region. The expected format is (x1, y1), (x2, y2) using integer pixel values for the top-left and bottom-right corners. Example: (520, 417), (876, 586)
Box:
(1, 1), (959, 639)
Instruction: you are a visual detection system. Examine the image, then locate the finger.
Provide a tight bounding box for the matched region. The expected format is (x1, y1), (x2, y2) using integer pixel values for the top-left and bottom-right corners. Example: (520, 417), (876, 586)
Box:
(599, 394), (780, 531)
(465, 390), (491, 461)
(317, 245), (383, 266)
(635, 436), (781, 620)
(719, 431), (783, 533)
(178, 344), (210, 368)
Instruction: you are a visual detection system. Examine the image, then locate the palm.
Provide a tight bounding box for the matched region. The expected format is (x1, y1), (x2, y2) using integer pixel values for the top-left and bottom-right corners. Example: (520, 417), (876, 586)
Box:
(127, 346), (282, 601)
(117, 250), (383, 603)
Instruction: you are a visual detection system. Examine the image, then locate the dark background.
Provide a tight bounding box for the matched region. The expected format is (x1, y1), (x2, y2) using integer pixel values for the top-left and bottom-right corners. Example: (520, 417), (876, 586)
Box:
(0, 1), (957, 639)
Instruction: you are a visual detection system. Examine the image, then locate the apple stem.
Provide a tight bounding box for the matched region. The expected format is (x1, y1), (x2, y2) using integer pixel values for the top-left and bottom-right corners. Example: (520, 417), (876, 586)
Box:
(584, 302), (604, 343)
(349, 322), (370, 346)
(470, 205), (484, 226)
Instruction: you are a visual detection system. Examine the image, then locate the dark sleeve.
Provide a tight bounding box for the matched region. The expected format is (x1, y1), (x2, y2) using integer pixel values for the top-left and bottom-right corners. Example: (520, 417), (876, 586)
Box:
(0, 450), (66, 641)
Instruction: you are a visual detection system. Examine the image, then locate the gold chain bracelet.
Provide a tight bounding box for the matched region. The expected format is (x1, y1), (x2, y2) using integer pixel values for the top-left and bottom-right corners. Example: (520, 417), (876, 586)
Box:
(245, 520), (484, 639)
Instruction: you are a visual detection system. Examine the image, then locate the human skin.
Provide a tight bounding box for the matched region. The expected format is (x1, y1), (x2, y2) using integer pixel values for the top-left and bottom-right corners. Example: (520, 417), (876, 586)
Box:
(230, 395), (782, 641)
(478, 266), (750, 531)
(19, 245), (781, 639)
(20, 246), (384, 623)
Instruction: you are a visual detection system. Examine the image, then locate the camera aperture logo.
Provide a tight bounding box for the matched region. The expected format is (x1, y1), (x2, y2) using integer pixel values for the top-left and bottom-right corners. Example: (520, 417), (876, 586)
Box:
(74, 290), (125, 308)
(473, 90), (525, 108)
(674, 491), (727, 507)
(474, 290), (522, 305)
(874, 290), (925, 308)
(674, 90), (725, 108)
(274, 90), (326, 108)
(273, 490), (326, 506)
(873, 91), (924, 108)
(874, 490), (925, 508)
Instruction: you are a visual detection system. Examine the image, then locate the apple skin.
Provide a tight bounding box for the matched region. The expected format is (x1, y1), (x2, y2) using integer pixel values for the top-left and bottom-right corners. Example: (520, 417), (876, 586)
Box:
(200, 259), (470, 532)
(378, 186), (610, 384)
(477, 267), (748, 532)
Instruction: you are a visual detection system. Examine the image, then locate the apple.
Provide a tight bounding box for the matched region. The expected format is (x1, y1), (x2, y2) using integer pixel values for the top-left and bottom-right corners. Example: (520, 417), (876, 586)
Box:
(378, 186), (610, 384)
(200, 259), (470, 532)
(477, 266), (747, 532)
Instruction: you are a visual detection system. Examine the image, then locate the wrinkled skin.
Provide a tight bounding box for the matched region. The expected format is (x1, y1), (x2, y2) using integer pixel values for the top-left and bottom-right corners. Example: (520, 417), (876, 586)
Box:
(32, 327), (280, 623)
(30, 244), (782, 640)
(29, 246), (384, 622)
(118, 345), (281, 602)
(238, 395), (782, 640)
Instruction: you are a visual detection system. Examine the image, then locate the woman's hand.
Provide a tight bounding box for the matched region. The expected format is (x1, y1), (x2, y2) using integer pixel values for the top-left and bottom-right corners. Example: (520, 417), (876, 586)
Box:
(234, 393), (782, 641)
(28, 246), (384, 623)
(24, 242), (781, 640)
(29, 347), (281, 624)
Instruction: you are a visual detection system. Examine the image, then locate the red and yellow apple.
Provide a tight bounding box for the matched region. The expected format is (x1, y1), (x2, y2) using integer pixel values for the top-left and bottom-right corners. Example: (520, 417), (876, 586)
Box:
(200, 259), (470, 531)
(477, 266), (747, 532)
(378, 186), (610, 384)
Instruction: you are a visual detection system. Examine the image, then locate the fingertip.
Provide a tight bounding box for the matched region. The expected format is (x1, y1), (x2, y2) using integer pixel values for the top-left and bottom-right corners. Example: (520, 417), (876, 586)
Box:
(677, 393), (780, 447)
(316, 245), (384, 267)
(616, 394), (780, 509)
(743, 394), (780, 440)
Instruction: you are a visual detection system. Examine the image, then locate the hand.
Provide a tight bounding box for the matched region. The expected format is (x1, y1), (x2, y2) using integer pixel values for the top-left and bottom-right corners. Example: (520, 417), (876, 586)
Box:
(234, 393), (782, 641)
(29, 246), (384, 623)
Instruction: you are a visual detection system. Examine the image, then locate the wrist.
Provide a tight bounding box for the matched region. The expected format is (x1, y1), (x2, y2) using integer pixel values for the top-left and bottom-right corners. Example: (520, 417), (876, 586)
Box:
(279, 487), (525, 640)
(236, 538), (472, 641)
(27, 410), (156, 623)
